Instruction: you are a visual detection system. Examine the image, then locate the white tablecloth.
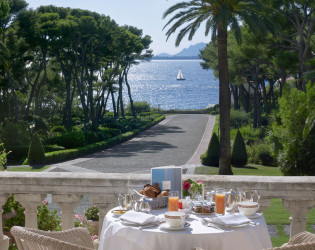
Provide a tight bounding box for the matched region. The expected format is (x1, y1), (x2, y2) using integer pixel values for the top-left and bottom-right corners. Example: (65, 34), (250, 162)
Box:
(99, 208), (272, 250)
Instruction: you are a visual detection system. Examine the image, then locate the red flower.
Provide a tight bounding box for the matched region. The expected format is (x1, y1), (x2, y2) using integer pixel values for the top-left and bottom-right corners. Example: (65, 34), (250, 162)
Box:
(183, 182), (191, 191)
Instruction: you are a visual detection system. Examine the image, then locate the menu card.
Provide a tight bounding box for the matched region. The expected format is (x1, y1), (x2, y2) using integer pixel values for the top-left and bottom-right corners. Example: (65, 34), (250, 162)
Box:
(151, 166), (182, 198)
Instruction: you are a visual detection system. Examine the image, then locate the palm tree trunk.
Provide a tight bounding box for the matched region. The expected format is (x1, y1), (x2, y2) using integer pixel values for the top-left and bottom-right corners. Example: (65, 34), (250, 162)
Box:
(217, 22), (232, 175)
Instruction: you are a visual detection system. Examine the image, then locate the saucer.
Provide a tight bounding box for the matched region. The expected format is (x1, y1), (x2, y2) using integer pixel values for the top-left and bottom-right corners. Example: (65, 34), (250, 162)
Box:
(245, 213), (261, 219)
(159, 221), (190, 231)
(111, 210), (127, 217)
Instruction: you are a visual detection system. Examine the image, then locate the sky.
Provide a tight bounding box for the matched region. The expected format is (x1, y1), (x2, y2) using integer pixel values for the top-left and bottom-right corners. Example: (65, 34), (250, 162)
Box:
(25, 0), (209, 55)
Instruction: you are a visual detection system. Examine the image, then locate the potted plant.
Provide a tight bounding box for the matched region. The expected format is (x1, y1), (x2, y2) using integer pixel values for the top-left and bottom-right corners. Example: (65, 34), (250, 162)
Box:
(85, 205), (99, 236)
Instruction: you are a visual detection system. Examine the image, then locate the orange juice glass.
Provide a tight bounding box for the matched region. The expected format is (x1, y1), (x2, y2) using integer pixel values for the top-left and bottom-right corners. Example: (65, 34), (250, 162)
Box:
(215, 189), (226, 215)
(168, 191), (179, 211)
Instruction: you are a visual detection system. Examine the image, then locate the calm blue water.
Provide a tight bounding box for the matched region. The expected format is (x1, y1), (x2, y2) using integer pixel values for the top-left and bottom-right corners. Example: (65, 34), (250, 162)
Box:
(126, 60), (219, 110)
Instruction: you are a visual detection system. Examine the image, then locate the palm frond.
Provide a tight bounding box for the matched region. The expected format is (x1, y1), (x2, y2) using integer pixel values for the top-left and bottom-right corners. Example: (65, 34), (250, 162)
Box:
(230, 17), (242, 45)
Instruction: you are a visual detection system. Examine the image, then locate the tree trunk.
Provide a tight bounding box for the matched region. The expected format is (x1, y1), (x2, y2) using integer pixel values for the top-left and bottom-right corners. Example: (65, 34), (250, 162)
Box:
(217, 22), (232, 175)
(239, 85), (250, 113)
(6, 71), (19, 122)
(230, 85), (239, 110)
(124, 68), (136, 117)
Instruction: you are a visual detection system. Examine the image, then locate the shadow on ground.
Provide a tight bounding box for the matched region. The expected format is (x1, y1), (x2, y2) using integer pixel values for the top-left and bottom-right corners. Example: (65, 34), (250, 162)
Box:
(88, 140), (177, 159)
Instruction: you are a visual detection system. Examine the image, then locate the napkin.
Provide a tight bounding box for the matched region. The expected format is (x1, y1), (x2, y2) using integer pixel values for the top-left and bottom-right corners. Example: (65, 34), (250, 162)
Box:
(120, 210), (159, 226)
(204, 213), (250, 227)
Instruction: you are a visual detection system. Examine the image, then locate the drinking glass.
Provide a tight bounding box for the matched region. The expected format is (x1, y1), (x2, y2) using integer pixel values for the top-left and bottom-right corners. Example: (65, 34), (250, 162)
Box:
(251, 190), (260, 203)
(226, 189), (238, 213)
(178, 197), (191, 218)
(215, 188), (226, 215)
(168, 191), (179, 211)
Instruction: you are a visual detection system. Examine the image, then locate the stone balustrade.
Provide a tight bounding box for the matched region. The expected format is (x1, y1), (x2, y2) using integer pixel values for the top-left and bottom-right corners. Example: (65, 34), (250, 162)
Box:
(1, 172), (315, 250)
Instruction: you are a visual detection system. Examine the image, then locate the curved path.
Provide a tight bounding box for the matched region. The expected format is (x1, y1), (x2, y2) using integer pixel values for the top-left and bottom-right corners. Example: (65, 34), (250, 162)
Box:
(47, 114), (215, 173)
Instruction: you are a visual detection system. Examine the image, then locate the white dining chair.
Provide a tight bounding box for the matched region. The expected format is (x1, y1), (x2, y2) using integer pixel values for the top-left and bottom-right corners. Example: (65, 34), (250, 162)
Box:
(10, 226), (96, 250)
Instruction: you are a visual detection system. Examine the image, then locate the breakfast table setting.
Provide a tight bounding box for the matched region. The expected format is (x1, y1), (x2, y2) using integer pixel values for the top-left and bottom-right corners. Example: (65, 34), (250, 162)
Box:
(98, 171), (272, 250)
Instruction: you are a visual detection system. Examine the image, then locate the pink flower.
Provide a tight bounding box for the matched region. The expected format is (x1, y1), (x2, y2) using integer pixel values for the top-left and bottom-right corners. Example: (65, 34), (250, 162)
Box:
(91, 235), (98, 241)
(197, 180), (203, 184)
(183, 182), (191, 191)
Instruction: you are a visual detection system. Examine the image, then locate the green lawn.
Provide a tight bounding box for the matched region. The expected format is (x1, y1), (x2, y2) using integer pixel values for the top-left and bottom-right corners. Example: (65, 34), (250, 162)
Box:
(195, 164), (282, 176)
(6, 166), (50, 172)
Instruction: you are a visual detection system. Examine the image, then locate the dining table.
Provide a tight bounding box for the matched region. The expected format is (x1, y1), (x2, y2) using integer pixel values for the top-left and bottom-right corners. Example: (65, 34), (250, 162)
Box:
(98, 207), (272, 250)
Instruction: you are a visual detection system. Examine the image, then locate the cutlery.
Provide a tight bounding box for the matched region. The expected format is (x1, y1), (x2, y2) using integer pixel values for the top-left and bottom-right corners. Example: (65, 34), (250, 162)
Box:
(205, 223), (225, 231)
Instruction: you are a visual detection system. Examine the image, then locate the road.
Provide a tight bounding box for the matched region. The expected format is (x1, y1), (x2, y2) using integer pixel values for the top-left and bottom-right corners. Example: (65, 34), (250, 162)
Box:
(47, 114), (215, 173)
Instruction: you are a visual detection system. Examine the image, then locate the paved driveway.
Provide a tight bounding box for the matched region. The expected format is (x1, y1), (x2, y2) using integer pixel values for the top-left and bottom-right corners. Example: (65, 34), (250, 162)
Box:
(47, 114), (215, 173)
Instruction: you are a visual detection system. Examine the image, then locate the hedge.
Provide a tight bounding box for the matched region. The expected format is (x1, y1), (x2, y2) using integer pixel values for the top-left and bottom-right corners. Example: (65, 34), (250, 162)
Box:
(23, 115), (165, 165)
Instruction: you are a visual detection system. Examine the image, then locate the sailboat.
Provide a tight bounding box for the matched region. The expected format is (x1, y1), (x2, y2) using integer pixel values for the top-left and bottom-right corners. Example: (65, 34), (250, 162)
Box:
(176, 69), (185, 80)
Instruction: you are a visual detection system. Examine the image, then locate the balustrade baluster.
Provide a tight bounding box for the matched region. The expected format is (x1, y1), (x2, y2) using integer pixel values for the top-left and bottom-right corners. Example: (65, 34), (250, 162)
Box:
(15, 194), (46, 229)
(282, 199), (315, 237)
(89, 195), (117, 248)
(258, 197), (271, 213)
(53, 194), (83, 230)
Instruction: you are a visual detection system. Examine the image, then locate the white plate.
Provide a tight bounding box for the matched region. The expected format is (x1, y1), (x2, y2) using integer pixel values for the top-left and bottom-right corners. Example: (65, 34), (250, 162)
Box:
(245, 213), (261, 219)
(159, 222), (190, 231)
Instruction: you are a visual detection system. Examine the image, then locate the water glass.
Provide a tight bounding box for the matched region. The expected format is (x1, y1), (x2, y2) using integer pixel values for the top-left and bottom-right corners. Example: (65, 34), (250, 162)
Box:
(178, 197), (191, 218)
(168, 191), (179, 211)
(226, 189), (238, 213)
(215, 188), (226, 215)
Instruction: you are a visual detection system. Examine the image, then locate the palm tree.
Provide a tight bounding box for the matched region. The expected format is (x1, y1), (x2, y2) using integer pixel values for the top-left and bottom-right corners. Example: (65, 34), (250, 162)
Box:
(163, 0), (273, 175)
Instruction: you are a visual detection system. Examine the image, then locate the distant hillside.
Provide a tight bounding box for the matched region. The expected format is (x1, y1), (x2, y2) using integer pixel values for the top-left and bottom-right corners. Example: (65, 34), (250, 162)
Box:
(154, 43), (206, 59)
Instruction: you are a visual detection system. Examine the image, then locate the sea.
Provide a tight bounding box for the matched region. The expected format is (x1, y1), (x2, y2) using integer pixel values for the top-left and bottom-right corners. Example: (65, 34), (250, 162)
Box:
(126, 60), (219, 110)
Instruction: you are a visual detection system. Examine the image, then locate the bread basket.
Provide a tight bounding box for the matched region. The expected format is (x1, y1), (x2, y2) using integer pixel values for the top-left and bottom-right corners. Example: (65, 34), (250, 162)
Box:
(149, 196), (168, 210)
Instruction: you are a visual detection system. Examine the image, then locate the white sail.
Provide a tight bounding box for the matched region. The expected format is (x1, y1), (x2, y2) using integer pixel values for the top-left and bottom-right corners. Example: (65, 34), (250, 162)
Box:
(177, 69), (185, 80)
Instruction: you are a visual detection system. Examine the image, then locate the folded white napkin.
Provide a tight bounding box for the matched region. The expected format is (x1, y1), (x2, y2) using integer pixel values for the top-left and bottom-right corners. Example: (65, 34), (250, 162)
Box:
(204, 213), (250, 227)
(120, 210), (158, 226)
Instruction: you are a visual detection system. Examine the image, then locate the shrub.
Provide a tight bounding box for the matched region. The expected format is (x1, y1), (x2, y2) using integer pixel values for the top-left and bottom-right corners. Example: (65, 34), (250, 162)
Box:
(126, 101), (150, 114)
(37, 201), (62, 231)
(86, 130), (99, 144)
(231, 130), (248, 166)
(0, 142), (8, 171)
(230, 109), (250, 129)
(28, 133), (45, 165)
(98, 127), (121, 140)
(58, 131), (85, 149)
(50, 126), (66, 133)
(257, 144), (275, 166)
(85, 205), (99, 221)
(3, 195), (25, 231)
(200, 133), (220, 166)
(272, 83), (315, 175)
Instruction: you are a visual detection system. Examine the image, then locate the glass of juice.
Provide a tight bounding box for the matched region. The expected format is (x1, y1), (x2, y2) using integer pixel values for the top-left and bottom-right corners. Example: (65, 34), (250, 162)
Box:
(168, 191), (179, 211)
(215, 188), (226, 215)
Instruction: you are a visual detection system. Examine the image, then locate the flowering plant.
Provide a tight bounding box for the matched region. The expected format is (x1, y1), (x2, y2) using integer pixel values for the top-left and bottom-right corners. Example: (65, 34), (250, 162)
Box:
(74, 214), (98, 241)
(85, 205), (99, 221)
(182, 179), (205, 199)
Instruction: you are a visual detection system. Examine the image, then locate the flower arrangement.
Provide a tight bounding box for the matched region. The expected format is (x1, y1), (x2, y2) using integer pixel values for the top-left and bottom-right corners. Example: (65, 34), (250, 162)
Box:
(182, 179), (205, 199)
(85, 205), (99, 221)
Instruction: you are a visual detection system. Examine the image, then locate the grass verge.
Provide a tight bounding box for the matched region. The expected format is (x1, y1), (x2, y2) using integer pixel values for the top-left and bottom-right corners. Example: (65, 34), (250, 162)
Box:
(6, 166), (50, 171)
(195, 165), (282, 176)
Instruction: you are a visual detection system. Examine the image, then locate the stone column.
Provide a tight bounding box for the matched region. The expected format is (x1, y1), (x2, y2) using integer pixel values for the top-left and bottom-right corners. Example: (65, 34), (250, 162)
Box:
(53, 194), (83, 230)
(282, 199), (315, 238)
(258, 197), (271, 213)
(15, 194), (46, 229)
(0, 194), (10, 250)
(89, 195), (117, 249)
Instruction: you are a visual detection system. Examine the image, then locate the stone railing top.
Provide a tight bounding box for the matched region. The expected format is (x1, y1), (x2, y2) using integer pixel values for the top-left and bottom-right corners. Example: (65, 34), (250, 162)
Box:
(1, 172), (315, 199)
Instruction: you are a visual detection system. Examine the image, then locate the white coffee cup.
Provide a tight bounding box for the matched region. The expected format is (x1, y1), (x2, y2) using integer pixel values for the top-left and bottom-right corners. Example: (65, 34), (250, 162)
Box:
(164, 211), (185, 228)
